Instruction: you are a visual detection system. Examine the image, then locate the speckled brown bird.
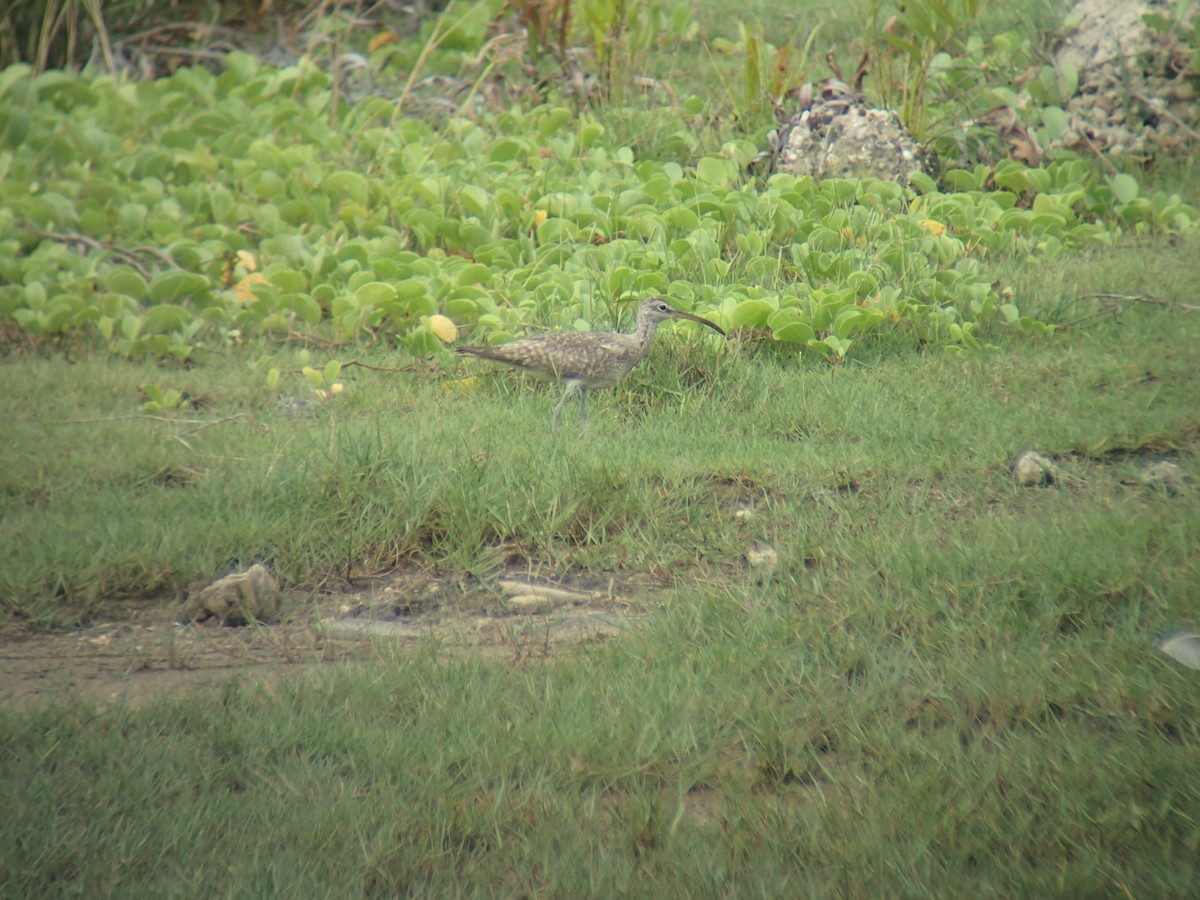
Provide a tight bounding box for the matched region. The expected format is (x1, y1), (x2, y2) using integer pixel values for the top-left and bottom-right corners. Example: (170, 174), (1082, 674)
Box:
(456, 297), (725, 436)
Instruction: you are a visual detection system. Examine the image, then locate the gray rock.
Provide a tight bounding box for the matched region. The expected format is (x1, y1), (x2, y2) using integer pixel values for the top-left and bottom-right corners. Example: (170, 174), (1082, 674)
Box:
(1050, 0), (1198, 157)
(768, 78), (933, 183)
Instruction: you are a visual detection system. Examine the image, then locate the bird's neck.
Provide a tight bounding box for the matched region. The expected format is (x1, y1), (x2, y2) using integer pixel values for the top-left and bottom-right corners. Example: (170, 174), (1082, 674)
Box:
(633, 316), (660, 351)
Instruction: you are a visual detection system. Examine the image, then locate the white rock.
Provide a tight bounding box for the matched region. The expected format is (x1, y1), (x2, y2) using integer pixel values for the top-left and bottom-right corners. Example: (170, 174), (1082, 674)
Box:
(748, 545), (779, 574)
(1011, 450), (1059, 487)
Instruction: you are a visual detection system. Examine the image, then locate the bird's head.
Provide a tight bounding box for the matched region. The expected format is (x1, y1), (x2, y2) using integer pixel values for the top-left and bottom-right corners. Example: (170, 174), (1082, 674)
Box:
(638, 297), (726, 336)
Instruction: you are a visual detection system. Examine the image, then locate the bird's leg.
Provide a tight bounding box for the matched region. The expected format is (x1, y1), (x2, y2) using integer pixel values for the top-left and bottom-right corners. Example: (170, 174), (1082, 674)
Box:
(552, 379), (582, 437)
(578, 388), (588, 432)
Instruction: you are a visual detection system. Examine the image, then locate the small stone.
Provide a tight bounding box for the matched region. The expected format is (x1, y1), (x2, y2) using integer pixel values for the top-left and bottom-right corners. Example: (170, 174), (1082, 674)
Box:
(1011, 450), (1059, 487)
(1159, 632), (1200, 670)
(497, 580), (591, 603)
(1140, 460), (1185, 494)
(748, 544), (779, 575)
(319, 619), (422, 640)
(506, 594), (561, 613)
(734, 507), (755, 520)
(279, 396), (319, 417)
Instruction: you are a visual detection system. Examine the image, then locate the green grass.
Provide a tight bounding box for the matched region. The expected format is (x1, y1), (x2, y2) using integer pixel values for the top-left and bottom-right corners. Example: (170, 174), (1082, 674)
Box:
(3, 239), (1197, 622)
(2, 583), (1197, 895)
(2, 237), (1199, 893)
(2, 0), (1200, 891)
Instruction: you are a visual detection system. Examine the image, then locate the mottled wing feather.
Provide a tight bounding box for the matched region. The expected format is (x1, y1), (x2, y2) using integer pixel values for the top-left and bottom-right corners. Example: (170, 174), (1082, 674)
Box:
(458, 333), (640, 386)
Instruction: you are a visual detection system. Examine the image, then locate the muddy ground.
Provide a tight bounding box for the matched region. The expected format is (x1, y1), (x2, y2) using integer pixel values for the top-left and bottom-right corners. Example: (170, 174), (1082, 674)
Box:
(0, 570), (657, 710)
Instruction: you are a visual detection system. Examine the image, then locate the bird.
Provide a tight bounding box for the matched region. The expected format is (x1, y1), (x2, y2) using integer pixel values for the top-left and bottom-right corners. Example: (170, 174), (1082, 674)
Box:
(455, 297), (726, 436)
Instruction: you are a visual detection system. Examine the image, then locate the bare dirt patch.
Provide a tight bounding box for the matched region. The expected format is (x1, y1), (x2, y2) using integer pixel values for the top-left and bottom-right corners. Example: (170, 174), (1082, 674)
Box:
(0, 570), (657, 710)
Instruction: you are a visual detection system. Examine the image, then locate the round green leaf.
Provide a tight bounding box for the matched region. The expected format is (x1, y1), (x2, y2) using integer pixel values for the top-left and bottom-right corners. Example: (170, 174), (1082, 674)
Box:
(326, 170), (370, 206)
(457, 185), (490, 217)
(291, 294), (323, 325)
(772, 322), (815, 343)
(535, 217), (577, 243)
(102, 267), (146, 300)
(267, 268), (308, 292)
(489, 139), (524, 162)
(394, 280), (430, 301)
(1109, 173), (1139, 205)
(444, 297), (480, 318)
(355, 281), (397, 305)
(147, 271), (209, 303)
(140, 304), (191, 333)
(455, 264), (492, 286)
(695, 157), (732, 187)
(729, 299), (776, 328)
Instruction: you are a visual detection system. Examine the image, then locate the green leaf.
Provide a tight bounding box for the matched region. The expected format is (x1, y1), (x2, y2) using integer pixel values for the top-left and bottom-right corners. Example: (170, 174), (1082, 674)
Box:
(1140, 13), (1173, 34)
(0, 63), (31, 101)
(394, 281), (431, 301)
(832, 307), (865, 339)
(729, 299), (776, 328)
(488, 139), (524, 162)
(744, 30), (761, 108)
(695, 157), (732, 187)
(943, 169), (982, 192)
(291, 295), (323, 325)
(355, 282), (397, 305)
(536, 107), (573, 138)
(325, 170), (370, 206)
(847, 272), (880, 298)
(24, 282), (47, 309)
(121, 313), (142, 340)
(1059, 63), (1079, 99)
(267, 268), (308, 292)
(457, 185), (490, 217)
(455, 264), (492, 286)
(535, 218), (576, 243)
(141, 304), (191, 333)
(1109, 173), (1139, 205)
(147, 271), (208, 303)
(1038, 107), (1069, 142)
(6, 108), (30, 145)
(772, 321), (815, 344)
(909, 171), (937, 194)
(405, 325), (442, 355)
(993, 161), (1031, 193)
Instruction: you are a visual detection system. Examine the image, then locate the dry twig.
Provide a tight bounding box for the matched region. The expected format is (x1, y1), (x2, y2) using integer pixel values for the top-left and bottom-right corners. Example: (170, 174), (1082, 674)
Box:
(26, 227), (177, 277)
(1083, 291), (1199, 312)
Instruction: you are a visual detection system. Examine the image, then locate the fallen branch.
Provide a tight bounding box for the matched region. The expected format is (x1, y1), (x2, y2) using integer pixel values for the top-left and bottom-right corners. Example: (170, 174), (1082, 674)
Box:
(276, 358), (422, 374)
(338, 358), (422, 373)
(1131, 91), (1200, 143)
(1082, 292), (1199, 312)
(1055, 302), (1120, 331)
(170, 413), (248, 439)
(25, 227), (177, 277)
(18, 413), (245, 426)
(272, 330), (347, 348)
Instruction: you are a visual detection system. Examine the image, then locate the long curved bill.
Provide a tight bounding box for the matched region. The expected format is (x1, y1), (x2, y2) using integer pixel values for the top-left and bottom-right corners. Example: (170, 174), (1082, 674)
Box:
(668, 308), (726, 337)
